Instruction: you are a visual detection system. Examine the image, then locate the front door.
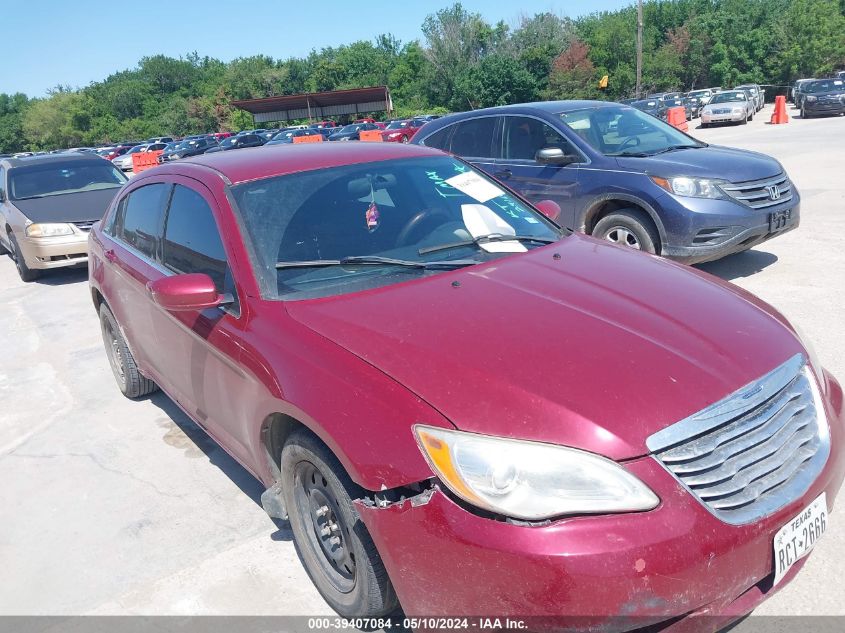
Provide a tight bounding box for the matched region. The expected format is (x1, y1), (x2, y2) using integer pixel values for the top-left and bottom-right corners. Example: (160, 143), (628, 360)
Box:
(495, 116), (582, 231)
(149, 179), (252, 464)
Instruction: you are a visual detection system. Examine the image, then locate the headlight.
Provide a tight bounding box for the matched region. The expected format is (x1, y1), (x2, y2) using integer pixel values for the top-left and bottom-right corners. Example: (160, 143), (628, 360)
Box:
(651, 176), (726, 198)
(25, 223), (74, 238)
(806, 96), (817, 102)
(414, 425), (659, 520)
(732, 107), (745, 114)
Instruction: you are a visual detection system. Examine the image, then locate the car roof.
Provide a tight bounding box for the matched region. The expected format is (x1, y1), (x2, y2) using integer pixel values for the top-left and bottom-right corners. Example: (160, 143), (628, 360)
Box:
(0, 152), (106, 169)
(174, 142), (446, 185)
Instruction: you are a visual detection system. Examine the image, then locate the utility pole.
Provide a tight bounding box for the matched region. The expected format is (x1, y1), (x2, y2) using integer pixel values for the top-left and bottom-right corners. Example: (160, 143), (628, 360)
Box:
(636, 0), (643, 98)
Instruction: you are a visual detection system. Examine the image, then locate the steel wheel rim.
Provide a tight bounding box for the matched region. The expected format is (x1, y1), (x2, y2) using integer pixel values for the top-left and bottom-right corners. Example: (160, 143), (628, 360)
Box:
(294, 461), (356, 593)
(604, 227), (641, 249)
(102, 320), (127, 386)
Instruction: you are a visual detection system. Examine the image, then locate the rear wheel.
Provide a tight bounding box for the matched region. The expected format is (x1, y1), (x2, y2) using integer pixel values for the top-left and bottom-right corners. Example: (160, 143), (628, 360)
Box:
(281, 430), (398, 618)
(99, 303), (158, 398)
(592, 209), (659, 255)
(9, 232), (39, 282)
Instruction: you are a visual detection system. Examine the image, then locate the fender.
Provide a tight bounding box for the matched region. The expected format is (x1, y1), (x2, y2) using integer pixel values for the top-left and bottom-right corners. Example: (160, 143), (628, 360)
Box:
(578, 192), (668, 250)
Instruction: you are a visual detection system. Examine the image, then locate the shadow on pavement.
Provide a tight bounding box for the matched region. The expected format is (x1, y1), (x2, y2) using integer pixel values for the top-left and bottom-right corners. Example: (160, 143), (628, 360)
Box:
(33, 265), (89, 286)
(696, 249), (778, 281)
(147, 391), (267, 511)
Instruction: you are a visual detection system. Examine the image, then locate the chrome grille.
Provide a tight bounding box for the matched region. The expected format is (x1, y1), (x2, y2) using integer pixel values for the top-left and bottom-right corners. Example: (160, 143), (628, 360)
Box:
(721, 173), (793, 210)
(648, 355), (829, 525)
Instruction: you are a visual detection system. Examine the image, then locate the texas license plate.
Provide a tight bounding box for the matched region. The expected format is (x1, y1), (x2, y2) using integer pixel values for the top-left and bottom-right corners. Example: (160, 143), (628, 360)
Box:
(769, 209), (792, 232)
(773, 493), (827, 586)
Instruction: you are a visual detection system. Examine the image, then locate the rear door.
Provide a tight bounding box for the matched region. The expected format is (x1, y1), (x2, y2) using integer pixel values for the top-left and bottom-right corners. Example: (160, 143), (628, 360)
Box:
(446, 115), (501, 177)
(99, 182), (172, 374)
(496, 115), (583, 231)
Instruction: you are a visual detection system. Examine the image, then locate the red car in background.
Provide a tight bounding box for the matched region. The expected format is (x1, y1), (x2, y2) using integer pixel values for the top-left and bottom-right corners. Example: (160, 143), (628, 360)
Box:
(88, 143), (844, 629)
(211, 132), (233, 141)
(380, 118), (425, 143)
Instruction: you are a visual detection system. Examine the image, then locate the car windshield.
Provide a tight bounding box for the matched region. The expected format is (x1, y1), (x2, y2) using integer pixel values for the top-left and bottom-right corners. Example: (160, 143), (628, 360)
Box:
(807, 80), (844, 93)
(688, 91), (709, 97)
(220, 137), (239, 147)
(9, 161), (127, 200)
(386, 121), (409, 130)
(272, 131), (295, 140)
(126, 145), (146, 155)
(229, 156), (563, 300)
(709, 92), (746, 103)
(339, 125), (361, 133)
(737, 86), (759, 94)
(559, 106), (702, 157)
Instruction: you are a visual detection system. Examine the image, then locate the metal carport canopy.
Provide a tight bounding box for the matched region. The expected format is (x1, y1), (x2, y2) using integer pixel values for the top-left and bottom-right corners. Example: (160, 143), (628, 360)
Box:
(231, 86), (393, 124)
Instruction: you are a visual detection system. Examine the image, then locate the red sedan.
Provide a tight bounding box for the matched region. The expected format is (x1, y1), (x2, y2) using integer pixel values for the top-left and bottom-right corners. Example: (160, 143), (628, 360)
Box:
(380, 118), (425, 143)
(88, 143), (843, 629)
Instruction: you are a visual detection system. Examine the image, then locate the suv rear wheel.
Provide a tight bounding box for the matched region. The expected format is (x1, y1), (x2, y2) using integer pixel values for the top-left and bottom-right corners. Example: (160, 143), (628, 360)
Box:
(281, 430), (398, 618)
(99, 304), (158, 398)
(592, 209), (659, 255)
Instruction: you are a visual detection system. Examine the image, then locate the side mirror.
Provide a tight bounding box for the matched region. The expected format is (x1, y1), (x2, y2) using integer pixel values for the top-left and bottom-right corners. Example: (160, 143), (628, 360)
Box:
(147, 273), (222, 311)
(535, 147), (578, 165)
(534, 199), (562, 222)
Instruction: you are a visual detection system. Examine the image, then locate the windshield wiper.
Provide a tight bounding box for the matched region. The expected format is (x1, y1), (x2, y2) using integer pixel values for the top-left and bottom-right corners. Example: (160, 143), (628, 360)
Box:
(419, 233), (558, 256)
(648, 144), (703, 155)
(275, 255), (477, 270)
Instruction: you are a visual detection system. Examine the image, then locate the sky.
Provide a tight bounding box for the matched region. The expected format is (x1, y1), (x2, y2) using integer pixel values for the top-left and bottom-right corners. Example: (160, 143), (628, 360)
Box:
(2, 0), (632, 97)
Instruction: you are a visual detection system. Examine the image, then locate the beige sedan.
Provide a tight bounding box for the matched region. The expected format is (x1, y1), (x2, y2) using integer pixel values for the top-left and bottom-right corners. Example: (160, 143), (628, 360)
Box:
(0, 153), (126, 281)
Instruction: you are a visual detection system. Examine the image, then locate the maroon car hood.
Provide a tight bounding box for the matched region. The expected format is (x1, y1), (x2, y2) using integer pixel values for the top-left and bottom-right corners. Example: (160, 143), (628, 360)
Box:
(286, 235), (803, 460)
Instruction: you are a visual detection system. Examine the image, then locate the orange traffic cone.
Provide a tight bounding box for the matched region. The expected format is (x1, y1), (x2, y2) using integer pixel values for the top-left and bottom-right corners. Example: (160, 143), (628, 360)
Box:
(770, 95), (789, 124)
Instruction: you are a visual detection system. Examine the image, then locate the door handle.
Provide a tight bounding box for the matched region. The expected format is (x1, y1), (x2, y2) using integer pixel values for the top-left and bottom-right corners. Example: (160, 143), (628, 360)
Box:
(494, 169), (512, 180)
(104, 249), (117, 263)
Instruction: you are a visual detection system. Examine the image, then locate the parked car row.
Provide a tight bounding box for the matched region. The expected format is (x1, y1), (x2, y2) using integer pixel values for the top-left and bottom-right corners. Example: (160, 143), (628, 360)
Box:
(2, 101), (843, 630)
(626, 84), (765, 125)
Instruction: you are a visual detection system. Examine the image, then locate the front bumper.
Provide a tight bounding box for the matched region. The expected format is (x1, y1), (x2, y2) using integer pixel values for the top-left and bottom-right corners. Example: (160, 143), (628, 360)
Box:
(803, 100), (845, 116)
(658, 191), (800, 265)
(357, 372), (845, 631)
(19, 232), (89, 269)
(701, 111), (746, 124)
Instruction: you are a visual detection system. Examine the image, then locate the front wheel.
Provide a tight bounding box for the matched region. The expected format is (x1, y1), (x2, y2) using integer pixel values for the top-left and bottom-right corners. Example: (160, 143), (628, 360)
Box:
(282, 430), (398, 618)
(401, 135), (409, 144)
(9, 232), (39, 282)
(592, 209), (659, 255)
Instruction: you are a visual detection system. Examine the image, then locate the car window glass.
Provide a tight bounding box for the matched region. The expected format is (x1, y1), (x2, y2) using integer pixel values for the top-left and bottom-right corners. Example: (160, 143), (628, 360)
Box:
(421, 124), (452, 151)
(162, 185), (228, 293)
(502, 117), (571, 161)
(119, 183), (170, 259)
(0, 167), (5, 198)
(450, 117), (497, 158)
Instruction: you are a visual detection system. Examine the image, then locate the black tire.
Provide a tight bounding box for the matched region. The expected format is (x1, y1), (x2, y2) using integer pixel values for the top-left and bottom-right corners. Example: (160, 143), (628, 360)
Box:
(401, 135), (409, 144)
(700, 122), (709, 129)
(592, 209), (659, 255)
(281, 430), (398, 618)
(802, 106), (810, 119)
(9, 232), (39, 282)
(99, 303), (158, 398)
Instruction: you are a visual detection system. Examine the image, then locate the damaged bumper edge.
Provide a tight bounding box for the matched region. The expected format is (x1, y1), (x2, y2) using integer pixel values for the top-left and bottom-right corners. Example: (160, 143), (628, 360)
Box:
(353, 453), (845, 632)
